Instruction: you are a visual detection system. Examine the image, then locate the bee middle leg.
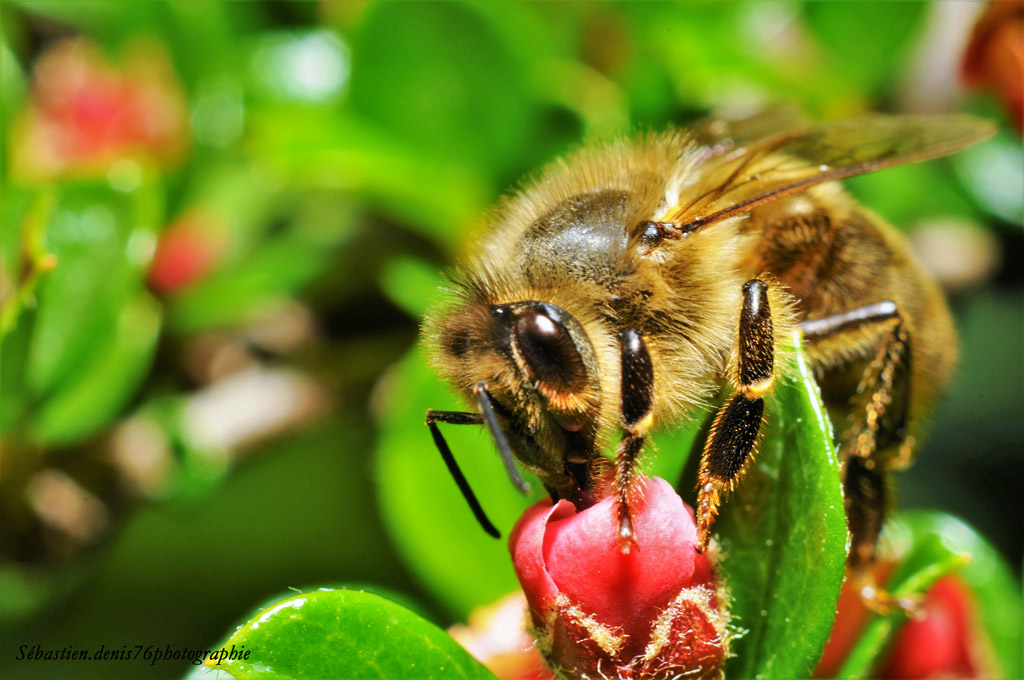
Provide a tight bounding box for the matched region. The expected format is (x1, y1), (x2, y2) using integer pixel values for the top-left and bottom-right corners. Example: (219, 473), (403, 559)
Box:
(696, 279), (775, 552)
(613, 328), (655, 553)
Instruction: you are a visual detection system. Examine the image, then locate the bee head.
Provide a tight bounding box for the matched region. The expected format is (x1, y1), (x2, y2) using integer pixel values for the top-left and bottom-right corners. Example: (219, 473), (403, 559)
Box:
(430, 299), (602, 435)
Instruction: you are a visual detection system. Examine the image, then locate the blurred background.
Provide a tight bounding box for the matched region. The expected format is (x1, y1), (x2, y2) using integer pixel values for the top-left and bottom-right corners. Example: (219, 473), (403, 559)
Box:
(1, 1), (1021, 678)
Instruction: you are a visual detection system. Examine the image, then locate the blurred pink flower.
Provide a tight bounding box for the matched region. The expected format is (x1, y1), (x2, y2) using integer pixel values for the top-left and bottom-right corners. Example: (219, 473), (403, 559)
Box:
(448, 592), (552, 680)
(11, 38), (189, 180)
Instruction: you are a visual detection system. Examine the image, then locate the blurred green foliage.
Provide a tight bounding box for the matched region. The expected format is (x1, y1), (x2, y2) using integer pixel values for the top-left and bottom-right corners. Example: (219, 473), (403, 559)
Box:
(0, 1), (1021, 679)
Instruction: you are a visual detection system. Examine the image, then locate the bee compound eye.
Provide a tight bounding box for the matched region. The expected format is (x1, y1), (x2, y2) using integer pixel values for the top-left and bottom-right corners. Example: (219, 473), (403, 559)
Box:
(513, 308), (588, 394)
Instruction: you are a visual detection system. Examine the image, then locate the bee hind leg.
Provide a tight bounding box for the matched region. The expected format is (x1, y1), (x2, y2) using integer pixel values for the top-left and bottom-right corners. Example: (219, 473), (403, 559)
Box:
(799, 302), (915, 613)
(696, 279), (775, 553)
(844, 457), (919, 615)
(799, 302), (911, 567)
(614, 328), (655, 553)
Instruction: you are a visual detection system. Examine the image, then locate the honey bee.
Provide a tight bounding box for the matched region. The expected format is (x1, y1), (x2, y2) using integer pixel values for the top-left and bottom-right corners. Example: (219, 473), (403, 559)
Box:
(423, 112), (994, 573)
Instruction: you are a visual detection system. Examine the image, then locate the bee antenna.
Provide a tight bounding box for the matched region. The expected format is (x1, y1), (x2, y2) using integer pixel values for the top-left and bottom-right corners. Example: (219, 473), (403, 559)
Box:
(427, 415), (501, 539)
(474, 382), (532, 496)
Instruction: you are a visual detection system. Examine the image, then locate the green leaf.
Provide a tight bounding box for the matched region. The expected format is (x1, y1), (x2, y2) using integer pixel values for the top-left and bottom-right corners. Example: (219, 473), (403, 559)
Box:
(716, 332), (848, 679)
(168, 237), (335, 332)
(0, 36), (26, 142)
(954, 130), (1024, 225)
(12, 179), (162, 444)
(26, 181), (158, 398)
(165, 185), (358, 332)
(10, 1), (148, 38)
(0, 311), (32, 434)
(374, 346), (538, 618)
(836, 542), (966, 678)
(31, 292), (161, 445)
(0, 191), (53, 433)
(1, 190), (55, 339)
(929, 515), (1024, 680)
(209, 589), (498, 680)
(245, 30), (348, 106)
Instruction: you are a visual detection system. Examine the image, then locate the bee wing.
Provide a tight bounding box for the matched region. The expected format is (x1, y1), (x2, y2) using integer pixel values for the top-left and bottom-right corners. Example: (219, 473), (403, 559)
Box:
(685, 107), (808, 162)
(663, 115), (995, 231)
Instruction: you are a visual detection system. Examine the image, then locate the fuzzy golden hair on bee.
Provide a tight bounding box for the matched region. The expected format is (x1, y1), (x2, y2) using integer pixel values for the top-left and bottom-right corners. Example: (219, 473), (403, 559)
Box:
(422, 111), (994, 569)
(466, 131), (692, 281)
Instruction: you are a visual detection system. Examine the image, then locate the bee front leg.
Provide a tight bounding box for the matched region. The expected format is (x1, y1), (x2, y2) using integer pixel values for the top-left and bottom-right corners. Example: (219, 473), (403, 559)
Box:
(614, 328), (655, 553)
(696, 279), (775, 552)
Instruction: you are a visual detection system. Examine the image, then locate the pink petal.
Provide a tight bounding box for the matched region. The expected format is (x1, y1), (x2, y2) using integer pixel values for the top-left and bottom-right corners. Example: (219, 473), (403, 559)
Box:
(508, 498), (576, 625)
(543, 478), (699, 653)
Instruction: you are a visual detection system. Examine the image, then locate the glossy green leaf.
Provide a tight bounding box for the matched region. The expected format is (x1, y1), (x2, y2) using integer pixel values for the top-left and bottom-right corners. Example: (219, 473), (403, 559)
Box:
(716, 332), (848, 679)
(374, 346), (539, 618)
(838, 512), (1022, 679)
(836, 542), (966, 678)
(929, 516), (1024, 680)
(209, 589), (498, 680)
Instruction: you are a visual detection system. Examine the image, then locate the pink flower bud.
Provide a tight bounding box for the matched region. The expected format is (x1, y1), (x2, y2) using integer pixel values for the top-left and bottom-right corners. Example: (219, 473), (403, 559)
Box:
(148, 209), (229, 293)
(817, 570), (995, 679)
(878, 577), (983, 679)
(509, 476), (729, 679)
